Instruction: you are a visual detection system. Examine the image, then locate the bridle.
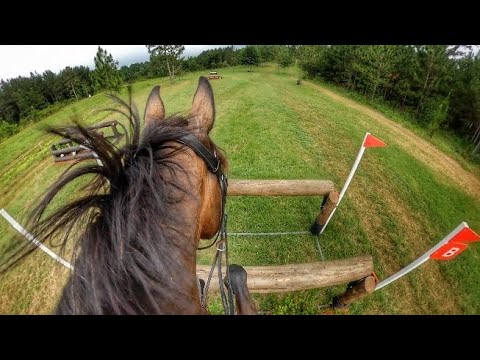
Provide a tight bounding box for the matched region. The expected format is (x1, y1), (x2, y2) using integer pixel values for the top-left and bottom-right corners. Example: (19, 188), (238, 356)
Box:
(175, 133), (235, 315)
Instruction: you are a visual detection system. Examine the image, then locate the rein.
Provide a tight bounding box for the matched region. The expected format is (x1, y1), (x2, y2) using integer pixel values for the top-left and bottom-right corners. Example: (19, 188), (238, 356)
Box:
(175, 134), (235, 315)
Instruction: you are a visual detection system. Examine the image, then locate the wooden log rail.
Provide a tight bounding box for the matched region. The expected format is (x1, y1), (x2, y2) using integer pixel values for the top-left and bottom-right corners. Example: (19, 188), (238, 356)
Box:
(227, 179), (335, 196)
(227, 180), (339, 235)
(197, 255), (373, 293)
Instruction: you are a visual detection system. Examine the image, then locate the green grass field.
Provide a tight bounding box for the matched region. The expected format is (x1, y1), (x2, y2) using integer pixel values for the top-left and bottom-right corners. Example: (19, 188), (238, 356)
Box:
(1, 64), (479, 314)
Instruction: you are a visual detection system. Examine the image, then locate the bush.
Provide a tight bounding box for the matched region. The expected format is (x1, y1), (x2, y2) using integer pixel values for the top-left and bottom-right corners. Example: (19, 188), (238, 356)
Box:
(0, 121), (19, 142)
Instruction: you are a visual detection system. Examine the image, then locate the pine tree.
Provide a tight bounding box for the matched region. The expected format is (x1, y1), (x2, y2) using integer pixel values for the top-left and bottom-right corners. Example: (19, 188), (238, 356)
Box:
(91, 46), (123, 94)
(413, 45), (456, 116)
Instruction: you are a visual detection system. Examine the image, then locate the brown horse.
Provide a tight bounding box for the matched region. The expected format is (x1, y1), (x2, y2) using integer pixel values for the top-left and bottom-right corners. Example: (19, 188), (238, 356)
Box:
(2, 77), (257, 314)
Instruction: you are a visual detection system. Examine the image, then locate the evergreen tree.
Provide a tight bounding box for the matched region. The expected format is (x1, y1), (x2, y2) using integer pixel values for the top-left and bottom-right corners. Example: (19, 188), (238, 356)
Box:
(277, 46), (294, 68)
(426, 94), (450, 138)
(241, 45), (260, 70)
(413, 45), (456, 116)
(91, 46), (123, 94)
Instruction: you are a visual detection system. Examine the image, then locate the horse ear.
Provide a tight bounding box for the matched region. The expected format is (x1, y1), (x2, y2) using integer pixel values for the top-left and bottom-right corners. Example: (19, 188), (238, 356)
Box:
(191, 77), (215, 135)
(144, 86), (165, 125)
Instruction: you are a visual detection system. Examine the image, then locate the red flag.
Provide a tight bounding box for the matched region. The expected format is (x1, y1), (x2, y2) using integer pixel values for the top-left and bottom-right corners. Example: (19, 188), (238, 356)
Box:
(449, 227), (480, 244)
(363, 134), (386, 148)
(430, 226), (479, 261)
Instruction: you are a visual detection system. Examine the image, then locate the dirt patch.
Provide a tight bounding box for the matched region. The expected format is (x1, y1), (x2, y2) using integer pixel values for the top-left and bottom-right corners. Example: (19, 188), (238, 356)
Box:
(305, 82), (480, 199)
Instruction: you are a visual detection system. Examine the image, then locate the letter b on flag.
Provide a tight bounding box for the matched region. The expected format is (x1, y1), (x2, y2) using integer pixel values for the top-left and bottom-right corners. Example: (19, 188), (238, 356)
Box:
(431, 243), (468, 260)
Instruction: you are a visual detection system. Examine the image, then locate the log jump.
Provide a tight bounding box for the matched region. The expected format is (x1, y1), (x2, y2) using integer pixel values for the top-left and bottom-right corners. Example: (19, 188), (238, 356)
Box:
(197, 255), (373, 293)
(227, 179), (335, 196)
(227, 179), (339, 235)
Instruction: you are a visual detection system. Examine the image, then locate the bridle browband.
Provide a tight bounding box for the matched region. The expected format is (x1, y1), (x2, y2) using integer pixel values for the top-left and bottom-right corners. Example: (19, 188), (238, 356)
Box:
(177, 134), (221, 174)
(175, 133), (235, 315)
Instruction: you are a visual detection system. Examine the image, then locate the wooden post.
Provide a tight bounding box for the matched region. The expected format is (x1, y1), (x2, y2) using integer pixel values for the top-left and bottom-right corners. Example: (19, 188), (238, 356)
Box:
(227, 180), (335, 197)
(331, 274), (377, 309)
(310, 189), (340, 235)
(197, 255), (373, 293)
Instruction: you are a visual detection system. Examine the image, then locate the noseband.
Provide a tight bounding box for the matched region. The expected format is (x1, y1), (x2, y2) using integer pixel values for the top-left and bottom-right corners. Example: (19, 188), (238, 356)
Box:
(175, 134), (235, 314)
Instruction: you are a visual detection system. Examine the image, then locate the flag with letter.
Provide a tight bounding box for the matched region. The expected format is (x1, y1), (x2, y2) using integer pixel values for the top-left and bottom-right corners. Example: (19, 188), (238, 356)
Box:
(375, 223), (480, 291)
(430, 227), (480, 260)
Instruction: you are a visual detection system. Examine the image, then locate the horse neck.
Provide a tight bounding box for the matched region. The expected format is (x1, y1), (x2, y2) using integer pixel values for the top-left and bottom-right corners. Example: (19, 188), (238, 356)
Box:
(135, 146), (207, 314)
(57, 147), (209, 315)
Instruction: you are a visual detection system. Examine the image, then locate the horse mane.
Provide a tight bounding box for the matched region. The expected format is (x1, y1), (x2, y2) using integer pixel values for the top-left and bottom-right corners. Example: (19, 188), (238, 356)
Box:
(0, 89), (226, 314)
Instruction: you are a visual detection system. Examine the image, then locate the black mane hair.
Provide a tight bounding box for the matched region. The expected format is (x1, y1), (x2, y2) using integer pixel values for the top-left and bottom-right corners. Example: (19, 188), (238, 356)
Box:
(0, 89), (225, 314)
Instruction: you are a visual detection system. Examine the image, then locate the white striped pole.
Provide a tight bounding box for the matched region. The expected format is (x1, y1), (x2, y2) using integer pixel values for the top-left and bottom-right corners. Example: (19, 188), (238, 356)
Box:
(0, 208), (74, 270)
(319, 133), (369, 235)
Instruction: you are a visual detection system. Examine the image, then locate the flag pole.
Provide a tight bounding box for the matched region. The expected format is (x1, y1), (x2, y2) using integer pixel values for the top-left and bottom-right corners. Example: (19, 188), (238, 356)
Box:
(0, 208), (74, 270)
(375, 222), (479, 291)
(319, 132), (369, 235)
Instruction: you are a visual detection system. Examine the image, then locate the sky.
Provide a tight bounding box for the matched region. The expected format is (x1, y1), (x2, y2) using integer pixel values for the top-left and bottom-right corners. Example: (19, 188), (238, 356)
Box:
(0, 45), (232, 82)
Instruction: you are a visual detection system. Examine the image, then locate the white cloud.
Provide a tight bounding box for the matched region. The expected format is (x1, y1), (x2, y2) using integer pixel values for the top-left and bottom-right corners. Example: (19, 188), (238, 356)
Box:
(0, 45), (233, 82)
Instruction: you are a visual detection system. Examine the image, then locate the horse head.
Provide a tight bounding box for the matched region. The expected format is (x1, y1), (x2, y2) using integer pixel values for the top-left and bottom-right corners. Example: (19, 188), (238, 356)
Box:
(23, 77), (231, 314)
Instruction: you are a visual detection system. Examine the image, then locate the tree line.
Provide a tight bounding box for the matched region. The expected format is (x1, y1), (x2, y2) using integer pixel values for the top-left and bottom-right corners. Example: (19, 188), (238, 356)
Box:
(0, 46), (122, 140)
(1, 45), (479, 159)
(296, 45), (480, 157)
(0, 45), (258, 142)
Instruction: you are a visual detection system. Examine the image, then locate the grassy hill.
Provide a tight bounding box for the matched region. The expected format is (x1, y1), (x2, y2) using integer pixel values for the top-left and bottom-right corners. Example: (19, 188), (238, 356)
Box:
(1, 65), (479, 314)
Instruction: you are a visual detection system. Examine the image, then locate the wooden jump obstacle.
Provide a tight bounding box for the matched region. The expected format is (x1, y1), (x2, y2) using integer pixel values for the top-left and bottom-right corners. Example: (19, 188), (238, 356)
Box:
(227, 179), (339, 235)
(197, 256), (373, 293)
(50, 120), (125, 163)
(2, 172), (374, 306)
(223, 179), (374, 305)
